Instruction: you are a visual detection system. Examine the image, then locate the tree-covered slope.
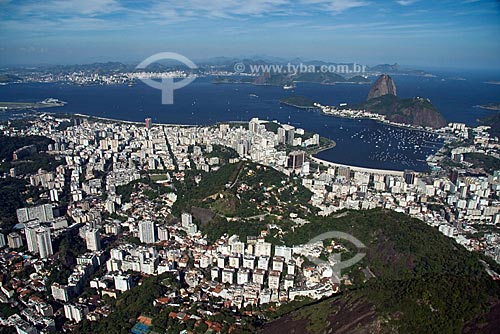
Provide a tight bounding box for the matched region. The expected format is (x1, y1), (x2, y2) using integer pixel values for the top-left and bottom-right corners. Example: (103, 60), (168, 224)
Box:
(357, 94), (447, 128)
(263, 209), (500, 334)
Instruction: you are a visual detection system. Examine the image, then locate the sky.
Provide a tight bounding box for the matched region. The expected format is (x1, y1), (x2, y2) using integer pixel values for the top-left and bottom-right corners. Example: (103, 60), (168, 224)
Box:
(0, 0), (499, 69)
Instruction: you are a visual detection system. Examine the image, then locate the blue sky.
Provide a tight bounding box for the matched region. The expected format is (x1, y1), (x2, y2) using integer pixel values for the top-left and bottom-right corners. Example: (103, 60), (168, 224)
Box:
(0, 0), (499, 69)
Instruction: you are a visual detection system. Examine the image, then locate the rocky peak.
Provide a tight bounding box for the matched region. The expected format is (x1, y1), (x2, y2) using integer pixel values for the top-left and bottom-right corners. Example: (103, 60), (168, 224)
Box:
(367, 74), (397, 100)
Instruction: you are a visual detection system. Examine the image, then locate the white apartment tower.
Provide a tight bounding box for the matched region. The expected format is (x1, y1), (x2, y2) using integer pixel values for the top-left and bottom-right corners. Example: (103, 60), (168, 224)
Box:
(158, 225), (170, 241)
(181, 213), (192, 228)
(139, 220), (156, 244)
(85, 228), (101, 251)
(36, 227), (53, 259)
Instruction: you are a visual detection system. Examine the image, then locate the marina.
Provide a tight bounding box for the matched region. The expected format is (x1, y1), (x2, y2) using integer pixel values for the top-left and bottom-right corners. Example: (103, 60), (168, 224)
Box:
(348, 127), (443, 168)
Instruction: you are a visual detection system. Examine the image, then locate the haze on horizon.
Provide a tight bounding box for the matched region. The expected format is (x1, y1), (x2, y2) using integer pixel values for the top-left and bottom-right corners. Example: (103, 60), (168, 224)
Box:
(0, 0), (499, 70)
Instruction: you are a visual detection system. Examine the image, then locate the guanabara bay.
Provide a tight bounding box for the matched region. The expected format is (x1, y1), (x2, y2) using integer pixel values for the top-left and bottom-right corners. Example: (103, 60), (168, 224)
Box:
(0, 1), (499, 334)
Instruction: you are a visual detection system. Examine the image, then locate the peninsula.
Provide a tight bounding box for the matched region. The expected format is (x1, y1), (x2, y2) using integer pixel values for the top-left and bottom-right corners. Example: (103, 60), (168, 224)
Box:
(0, 98), (67, 111)
(279, 96), (316, 109)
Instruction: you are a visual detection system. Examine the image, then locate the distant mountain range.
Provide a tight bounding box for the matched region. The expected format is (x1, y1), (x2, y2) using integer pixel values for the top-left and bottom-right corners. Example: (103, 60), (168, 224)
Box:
(0, 57), (435, 77)
(200, 57), (433, 75)
(367, 63), (433, 76)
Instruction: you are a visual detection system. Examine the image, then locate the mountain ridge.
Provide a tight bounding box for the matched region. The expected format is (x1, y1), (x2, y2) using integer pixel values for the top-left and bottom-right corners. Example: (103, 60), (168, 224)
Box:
(358, 75), (447, 128)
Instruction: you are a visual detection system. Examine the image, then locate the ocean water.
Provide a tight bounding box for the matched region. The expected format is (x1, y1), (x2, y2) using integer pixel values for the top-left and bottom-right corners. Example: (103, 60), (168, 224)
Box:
(1, 74), (499, 171)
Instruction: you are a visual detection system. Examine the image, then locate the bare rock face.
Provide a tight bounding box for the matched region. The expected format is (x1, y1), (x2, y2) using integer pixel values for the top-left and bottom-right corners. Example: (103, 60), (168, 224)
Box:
(367, 74), (397, 100)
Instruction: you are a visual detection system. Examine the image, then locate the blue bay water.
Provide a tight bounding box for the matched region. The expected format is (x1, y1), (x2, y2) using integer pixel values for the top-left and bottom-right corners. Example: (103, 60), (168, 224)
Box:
(1, 74), (499, 172)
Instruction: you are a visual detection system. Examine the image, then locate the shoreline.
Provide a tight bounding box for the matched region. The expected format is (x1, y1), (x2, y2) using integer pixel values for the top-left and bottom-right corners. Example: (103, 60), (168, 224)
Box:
(71, 113), (194, 127)
(318, 108), (441, 135)
(307, 141), (336, 155)
(278, 98), (443, 135)
(60, 112), (426, 175)
(311, 156), (406, 176)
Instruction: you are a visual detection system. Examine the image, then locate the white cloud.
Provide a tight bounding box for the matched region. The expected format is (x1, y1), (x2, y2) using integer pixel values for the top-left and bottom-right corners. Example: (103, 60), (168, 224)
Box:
(17, 0), (122, 16)
(147, 0), (291, 19)
(159, 0), (372, 16)
(327, 0), (371, 13)
(396, 0), (418, 5)
(2, 0), (373, 27)
(302, 0), (370, 13)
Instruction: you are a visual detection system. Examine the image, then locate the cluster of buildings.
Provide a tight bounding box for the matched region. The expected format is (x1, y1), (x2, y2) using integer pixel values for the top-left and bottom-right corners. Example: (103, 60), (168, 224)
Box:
(195, 235), (339, 308)
(318, 102), (387, 123)
(1, 113), (500, 333)
(20, 70), (195, 86)
(22, 71), (133, 85)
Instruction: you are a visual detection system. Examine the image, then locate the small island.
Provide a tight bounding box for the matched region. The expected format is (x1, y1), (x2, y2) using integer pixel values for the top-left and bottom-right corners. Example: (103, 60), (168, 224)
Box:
(476, 102), (500, 111)
(212, 76), (254, 84)
(279, 95), (316, 109)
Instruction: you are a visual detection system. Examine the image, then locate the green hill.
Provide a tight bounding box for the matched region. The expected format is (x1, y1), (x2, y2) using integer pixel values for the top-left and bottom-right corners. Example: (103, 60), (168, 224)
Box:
(238, 71), (370, 86)
(357, 94), (447, 128)
(262, 209), (500, 334)
(0, 74), (22, 83)
(293, 71), (345, 84)
(279, 95), (315, 108)
(172, 161), (316, 242)
(479, 112), (500, 138)
(346, 75), (370, 83)
(253, 73), (293, 86)
(464, 152), (500, 174)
